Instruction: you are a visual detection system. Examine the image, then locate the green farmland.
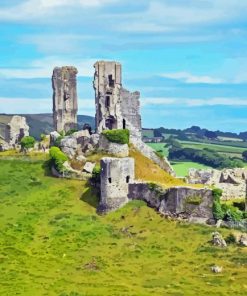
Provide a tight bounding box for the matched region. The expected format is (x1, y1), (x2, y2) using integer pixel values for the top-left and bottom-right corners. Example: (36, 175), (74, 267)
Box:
(1, 157), (247, 295)
(171, 161), (210, 177)
(147, 141), (247, 176)
(180, 141), (246, 157)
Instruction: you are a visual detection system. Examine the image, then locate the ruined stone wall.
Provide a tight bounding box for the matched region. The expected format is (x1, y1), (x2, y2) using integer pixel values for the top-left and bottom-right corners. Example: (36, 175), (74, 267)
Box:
(99, 157), (135, 213)
(0, 116), (29, 145)
(187, 168), (247, 200)
(94, 61), (142, 139)
(120, 88), (142, 139)
(52, 66), (78, 132)
(129, 183), (214, 222)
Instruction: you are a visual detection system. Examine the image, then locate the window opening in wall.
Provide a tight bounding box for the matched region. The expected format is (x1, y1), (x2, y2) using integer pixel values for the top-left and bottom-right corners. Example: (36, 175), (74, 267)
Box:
(123, 119), (126, 129)
(106, 96), (110, 108)
(108, 178), (112, 183)
(108, 74), (115, 87)
(126, 176), (130, 183)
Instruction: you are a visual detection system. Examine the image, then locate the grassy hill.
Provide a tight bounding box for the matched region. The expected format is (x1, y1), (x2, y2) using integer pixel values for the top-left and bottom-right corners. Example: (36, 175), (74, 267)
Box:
(0, 156), (247, 295)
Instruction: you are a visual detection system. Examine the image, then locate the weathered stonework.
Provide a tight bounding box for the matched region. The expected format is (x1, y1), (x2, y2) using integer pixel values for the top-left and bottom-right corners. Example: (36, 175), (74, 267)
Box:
(94, 61), (142, 139)
(0, 115), (29, 146)
(52, 66), (78, 132)
(98, 157), (135, 213)
(98, 134), (129, 157)
(93, 60), (173, 174)
(187, 168), (247, 200)
(129, 183), (214, 223)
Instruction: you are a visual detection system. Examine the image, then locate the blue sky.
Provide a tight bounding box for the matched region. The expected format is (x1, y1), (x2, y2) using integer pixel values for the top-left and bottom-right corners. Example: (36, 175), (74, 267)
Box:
(1, 0), (247, 132)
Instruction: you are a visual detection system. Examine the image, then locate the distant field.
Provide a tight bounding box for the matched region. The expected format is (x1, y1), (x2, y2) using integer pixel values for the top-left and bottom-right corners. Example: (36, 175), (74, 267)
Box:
(142, 129), (154, 138)
(147, 143), (169, 157)
(180, 140), (246, 156)
(171, 161), (210, 177)
(147, 141), (246, 176)
(217, 136), (243, 142)
(1, 158), (247, 295)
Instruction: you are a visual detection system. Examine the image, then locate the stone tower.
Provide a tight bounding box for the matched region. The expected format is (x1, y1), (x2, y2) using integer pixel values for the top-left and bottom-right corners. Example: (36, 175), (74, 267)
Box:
(52, 66), (78, 132)
(99, 157), (135, 213)
(93, 61), (142, 139)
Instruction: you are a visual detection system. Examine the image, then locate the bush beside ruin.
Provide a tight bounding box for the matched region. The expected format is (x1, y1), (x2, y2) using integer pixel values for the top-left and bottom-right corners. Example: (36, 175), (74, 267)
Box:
(49, 146), (68, 173)
(102, 129), (130, 145)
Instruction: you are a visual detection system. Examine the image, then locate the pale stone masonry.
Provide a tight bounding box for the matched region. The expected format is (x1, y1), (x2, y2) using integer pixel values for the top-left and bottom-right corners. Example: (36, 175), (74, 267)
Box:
(188, 168), (247, 200)
(99, 157), (135, 212)
(0, 115), (29, 145)
(93, 61), (142, 139)
(52, 66), (78, 133)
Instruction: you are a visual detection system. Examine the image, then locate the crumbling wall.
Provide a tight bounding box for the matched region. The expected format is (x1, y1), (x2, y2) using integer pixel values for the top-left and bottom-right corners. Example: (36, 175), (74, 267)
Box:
(52, 66), (78, 132)
(98, 157), (135, 213)
(94, 61), (142, 140)
(129, 183), (214, 222)
(120, 88), (142, 139)
(0, 115), (29, 146)
(188, 168), (247, 200)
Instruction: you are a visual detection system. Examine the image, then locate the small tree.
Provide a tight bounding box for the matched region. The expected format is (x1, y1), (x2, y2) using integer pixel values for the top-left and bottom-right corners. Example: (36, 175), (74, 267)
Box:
(20, 136), (35, 149)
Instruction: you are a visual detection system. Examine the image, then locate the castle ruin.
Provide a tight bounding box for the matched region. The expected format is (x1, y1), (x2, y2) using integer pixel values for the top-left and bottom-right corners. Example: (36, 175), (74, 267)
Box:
(0, 115), (29, 146)
(94, 61), (142, 139)
(99, 157), (135, 212)
(52, 66), (78, 133)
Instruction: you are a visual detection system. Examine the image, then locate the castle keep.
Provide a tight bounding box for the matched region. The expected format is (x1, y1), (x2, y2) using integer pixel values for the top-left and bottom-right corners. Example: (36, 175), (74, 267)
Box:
(52, 66), (78, 132)
(99, 157), (135, 212)
(94, 61), (142, 139)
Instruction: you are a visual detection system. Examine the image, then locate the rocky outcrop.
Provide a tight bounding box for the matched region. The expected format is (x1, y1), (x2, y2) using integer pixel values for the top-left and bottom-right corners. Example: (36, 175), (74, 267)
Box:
(98, 134), (129, 157)
(211, 232), (227, 248)
(60, 136), (78, 159)
(188, 168), (247, 200)
(211, 266), (223, 273)
(50, 131), (61, 146)
(239, 234), (247, 247)
(83, 162), (96, 174)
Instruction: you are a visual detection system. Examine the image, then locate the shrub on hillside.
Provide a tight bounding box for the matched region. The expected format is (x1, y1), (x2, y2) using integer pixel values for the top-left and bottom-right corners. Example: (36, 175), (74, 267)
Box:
(40, 133), (46, 141)
(20, 136), (35, 149)
(212, 189), (224, 220)
(92, 165), (101, 184)
(102, 129), (130, 144)
(65, 129), (78, 136)
(49, 146), (68, 173)
(212, 188), (243, 222)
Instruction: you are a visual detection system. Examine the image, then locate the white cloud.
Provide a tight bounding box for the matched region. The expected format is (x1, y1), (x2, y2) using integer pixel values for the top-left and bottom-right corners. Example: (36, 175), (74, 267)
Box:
(0, 57), (97, 79)
(0, 0), (118, 21)
(185, 98), (247, 106)
(0, 97), (94, 114)
(20, 34), (100, 55)
(161, 71), (224, 84)
(141, 97), (247, 107)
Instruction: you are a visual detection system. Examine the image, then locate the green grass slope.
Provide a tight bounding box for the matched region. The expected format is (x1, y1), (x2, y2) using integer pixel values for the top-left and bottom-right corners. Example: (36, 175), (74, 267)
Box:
(0, 158), (247, 295)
